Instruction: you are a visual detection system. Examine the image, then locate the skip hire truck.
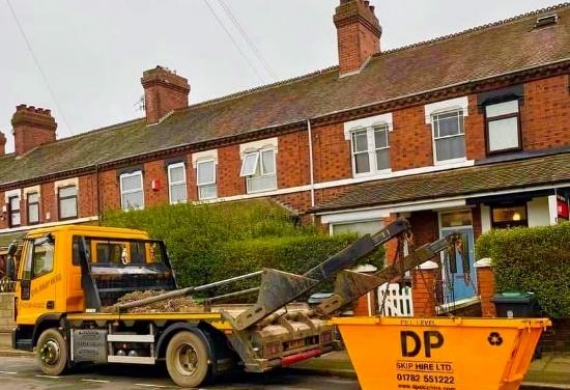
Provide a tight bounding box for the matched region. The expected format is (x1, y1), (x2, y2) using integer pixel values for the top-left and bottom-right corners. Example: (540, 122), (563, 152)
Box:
(10, 219), (458, 387)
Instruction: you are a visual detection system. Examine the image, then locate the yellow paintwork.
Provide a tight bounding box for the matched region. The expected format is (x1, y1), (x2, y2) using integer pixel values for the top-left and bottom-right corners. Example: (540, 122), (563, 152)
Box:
(15, 225), (151, 326)
(332, 316), (551, 390)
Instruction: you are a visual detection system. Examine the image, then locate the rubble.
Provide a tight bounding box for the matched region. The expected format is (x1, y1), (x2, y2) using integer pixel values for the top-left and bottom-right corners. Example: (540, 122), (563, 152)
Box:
(102, 289), (204, 313)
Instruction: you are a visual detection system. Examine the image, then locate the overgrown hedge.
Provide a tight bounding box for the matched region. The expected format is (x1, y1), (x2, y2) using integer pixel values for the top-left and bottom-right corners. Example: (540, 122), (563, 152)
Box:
(475, 223), (570, 318)
(103, 200), (384, 299)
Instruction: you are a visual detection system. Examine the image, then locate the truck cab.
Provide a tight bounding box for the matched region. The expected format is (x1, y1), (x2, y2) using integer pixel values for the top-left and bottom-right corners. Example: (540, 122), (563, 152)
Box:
(13, 225), (175, 349)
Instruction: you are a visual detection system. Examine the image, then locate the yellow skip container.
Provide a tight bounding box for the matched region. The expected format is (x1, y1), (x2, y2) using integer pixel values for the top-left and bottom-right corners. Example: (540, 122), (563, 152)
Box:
(332, 316), (550, 390)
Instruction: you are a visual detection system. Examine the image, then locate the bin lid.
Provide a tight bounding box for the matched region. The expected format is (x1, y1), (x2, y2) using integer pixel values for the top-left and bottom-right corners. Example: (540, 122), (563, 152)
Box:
(492, 291), (535, 303)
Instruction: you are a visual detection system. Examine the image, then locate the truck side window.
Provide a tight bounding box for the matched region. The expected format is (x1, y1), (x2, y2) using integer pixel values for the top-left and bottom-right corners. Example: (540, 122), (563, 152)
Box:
(22, 241), (33, 280)
(32, 240), (54, 278)
(72, 236), (91, 265)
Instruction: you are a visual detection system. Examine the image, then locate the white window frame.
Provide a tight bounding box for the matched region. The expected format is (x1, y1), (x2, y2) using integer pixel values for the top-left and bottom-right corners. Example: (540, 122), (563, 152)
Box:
(431, 109), (466, 165)
(425, 97), (469, 166)
(240, 147), (277, 194)
(350, 123), (391, 177)
(196, 158), (217, 200)
(120, 171), (144, 210)
(240, 152), (260, 177)
(167, 162), (187, 204)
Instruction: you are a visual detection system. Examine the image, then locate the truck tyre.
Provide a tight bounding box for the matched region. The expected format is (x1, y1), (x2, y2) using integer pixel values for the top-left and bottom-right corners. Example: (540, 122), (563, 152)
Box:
(37, 328), (68, 376)
(166, 331), (210, 388)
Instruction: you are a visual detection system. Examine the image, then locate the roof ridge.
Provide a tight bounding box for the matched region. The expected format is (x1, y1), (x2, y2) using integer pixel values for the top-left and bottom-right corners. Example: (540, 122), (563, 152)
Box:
(180, 66), (339, 111)
(378, 2), (570, 56)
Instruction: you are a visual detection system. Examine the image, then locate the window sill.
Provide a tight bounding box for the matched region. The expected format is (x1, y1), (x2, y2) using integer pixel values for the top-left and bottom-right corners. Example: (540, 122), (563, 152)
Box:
(353, 169), (393, 179)
(434, 157), (467, 166)
(246, 187), (278, 195)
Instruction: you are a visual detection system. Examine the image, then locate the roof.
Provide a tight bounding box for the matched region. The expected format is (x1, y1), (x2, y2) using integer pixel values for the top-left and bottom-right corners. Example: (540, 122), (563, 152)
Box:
(313, 151), (570, 213)
(1, 4), (570, 186)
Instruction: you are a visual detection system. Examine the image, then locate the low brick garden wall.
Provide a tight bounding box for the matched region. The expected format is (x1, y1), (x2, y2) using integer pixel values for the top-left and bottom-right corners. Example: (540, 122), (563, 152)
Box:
(0, 293), (15, 332)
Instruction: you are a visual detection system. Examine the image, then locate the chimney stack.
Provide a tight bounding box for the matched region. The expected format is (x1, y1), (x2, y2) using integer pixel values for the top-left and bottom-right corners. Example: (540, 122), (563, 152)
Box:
(141, 66), (190, 125)
(334, 0), (382, 76)
(0, 131), (6, 156)
(11, 105), (57, 156)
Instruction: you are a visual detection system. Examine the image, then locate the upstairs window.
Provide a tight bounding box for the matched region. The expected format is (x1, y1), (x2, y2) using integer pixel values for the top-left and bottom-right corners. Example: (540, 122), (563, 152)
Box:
(196, 159), (217, 200)
(27, 192), (40, 224)
(168, 163), (187, 204)
(8, 195), (20, 227)
(485, 100), (521, 154)
(240, 148), (277, 193)
(58, 186), (78, 220)
(120, 171), (144, 210)
(432, 110), (466, 163)
(351, 124), (391, 175)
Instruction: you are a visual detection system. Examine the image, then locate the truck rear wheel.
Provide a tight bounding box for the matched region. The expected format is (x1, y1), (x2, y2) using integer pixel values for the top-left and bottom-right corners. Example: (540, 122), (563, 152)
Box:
(166, 331), (210, 388)
(37, 328), (68, 376)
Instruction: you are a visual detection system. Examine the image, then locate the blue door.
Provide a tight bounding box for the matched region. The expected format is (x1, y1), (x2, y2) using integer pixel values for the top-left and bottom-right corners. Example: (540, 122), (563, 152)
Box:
(440, 226), (477, 303)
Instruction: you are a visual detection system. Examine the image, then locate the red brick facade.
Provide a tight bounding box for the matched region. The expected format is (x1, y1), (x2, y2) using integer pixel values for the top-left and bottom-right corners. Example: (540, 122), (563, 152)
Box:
(1, 73), (569, 231)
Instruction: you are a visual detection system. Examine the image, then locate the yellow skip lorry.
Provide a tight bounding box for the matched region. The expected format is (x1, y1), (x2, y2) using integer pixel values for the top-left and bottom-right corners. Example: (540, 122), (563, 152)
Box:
(10, 219), (472, 387)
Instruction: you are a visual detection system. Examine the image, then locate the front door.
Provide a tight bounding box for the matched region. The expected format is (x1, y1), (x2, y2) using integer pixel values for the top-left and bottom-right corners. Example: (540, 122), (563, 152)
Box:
(439, 211), (477, 303)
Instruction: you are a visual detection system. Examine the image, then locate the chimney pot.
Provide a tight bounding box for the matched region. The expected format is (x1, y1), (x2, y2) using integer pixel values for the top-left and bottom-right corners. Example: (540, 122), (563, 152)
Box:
(0, 131), (5, 156)
(11, 104), (57, 156)
(141, 65), (190, 125)
(334, 0), (382, 76)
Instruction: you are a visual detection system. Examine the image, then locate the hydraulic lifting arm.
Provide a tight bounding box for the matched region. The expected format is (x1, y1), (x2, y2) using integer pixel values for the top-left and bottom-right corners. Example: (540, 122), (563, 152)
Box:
(314, 232), (464, 316)
(232, 218), (412, 330)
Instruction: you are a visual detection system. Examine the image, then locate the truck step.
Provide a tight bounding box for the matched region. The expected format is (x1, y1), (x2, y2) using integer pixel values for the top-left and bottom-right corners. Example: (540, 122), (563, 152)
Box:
(107, 355), (155, 364)
(107, 334), (154, 343)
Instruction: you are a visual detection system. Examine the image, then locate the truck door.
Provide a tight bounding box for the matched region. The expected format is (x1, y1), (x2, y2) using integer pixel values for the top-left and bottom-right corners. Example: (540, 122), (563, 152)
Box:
(17, 235), (58, 325)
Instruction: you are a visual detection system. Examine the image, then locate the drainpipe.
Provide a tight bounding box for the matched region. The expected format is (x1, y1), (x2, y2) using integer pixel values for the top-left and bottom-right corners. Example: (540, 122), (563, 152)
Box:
(95, 164), (101, 225)
(307, 119), (316, 221)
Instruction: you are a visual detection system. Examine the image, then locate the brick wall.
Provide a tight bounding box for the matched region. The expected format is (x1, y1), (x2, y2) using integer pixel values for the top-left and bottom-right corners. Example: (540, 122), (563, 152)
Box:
(0, 293), (15, 332)
(218, 144), (244, 197)
(312, 123), (351, 182)
(392, 105), (433, 170)
(144, 160), (169, 206)
(523, 75), (570, 150)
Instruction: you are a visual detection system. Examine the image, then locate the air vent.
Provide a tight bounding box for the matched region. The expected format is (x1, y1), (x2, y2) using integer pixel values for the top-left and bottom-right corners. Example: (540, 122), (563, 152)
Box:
(534, 14), (558, 29)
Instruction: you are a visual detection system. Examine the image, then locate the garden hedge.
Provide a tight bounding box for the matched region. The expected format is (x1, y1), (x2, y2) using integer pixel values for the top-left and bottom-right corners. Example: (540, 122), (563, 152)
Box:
(475, 222), (570, 318)
(103, 199), (384, 299)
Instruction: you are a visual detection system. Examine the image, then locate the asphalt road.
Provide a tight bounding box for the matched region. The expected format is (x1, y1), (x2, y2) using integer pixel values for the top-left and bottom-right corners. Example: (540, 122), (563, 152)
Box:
(0, 357), (361, 390)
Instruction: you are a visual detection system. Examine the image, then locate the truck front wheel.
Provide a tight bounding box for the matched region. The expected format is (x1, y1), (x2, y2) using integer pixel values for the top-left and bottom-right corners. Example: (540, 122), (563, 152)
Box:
(37, 328), (68, 376)
(166, 331), (210, 388)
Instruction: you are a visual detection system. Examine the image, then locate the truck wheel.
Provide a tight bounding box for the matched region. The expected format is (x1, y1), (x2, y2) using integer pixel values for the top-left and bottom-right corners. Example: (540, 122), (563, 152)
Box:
(37, 328), (68, 376)
(166, 331), (210, 388)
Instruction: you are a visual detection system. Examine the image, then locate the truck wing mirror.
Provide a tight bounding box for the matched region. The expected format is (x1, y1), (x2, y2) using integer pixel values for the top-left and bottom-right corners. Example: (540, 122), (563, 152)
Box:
(6, 242), (18, 280)
(7, 242), (18, 256)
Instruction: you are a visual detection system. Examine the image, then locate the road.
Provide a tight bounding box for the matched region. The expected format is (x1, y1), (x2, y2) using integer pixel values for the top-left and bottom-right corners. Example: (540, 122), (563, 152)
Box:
(0, 357), (361, 390)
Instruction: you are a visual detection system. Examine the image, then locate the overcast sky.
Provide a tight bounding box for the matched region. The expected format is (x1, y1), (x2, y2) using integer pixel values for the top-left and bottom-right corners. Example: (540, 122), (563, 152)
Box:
(0, 0), (563, 153)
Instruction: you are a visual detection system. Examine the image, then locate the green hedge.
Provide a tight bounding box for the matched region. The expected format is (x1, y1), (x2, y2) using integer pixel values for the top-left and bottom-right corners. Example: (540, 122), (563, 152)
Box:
(103, 200), (384, 299)
(475, 223), (570, 318)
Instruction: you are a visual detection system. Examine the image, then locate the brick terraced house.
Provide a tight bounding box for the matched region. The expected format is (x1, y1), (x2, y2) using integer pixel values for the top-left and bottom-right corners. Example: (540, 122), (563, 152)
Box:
(1, 0), (570, 308)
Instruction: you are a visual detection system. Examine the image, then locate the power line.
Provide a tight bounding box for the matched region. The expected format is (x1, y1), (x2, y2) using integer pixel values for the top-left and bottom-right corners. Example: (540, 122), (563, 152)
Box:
(202, 0), (266, 84)
(6, 0), (73, 137)
(216, 0), (278, 81)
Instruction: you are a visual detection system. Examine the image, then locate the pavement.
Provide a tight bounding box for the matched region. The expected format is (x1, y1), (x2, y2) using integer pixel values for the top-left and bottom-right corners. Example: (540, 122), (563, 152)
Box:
(1, 333), (570, 389)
